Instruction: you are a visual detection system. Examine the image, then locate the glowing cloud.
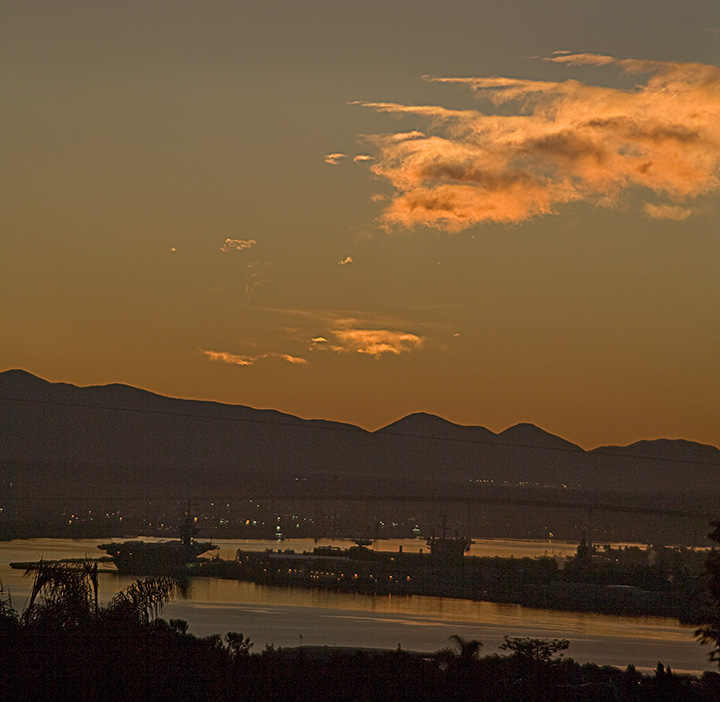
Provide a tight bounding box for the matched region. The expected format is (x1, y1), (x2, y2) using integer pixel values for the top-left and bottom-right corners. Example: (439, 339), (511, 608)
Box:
(355, 54), (720, 230)
(325, 153), (348, 165)
(253, 308), (430, 360)
(353, 154), (375, 162)
(272, 353), (307, 365)
(544, 52), (617, 67)
(310, 328), (424, 357)
(221, 238), (256, 252)
(333, 329), (424, 356)
(203, 350), (306, 366)
(337, 256), (353, 265)
(203, 350), (253, 366)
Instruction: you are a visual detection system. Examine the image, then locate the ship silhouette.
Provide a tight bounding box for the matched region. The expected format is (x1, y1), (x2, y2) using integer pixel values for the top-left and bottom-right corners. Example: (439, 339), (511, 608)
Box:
(97, 505), (218, 575)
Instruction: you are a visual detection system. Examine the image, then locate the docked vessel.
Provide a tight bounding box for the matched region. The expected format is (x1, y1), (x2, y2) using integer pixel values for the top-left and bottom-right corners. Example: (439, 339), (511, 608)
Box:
(97, 509), (218, 575)
(233, 529), (473, 597)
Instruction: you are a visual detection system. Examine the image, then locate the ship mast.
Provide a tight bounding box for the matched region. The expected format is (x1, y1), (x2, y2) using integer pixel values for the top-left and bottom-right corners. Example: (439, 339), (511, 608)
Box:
(179, 500), (199, 551)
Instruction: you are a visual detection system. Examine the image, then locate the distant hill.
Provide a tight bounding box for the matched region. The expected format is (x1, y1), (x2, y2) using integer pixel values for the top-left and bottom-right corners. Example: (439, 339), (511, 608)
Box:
(1, 369), (719, 502)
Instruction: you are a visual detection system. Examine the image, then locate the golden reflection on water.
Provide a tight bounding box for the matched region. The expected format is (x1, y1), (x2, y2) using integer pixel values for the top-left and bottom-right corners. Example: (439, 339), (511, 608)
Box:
(182, 577), (690, 642)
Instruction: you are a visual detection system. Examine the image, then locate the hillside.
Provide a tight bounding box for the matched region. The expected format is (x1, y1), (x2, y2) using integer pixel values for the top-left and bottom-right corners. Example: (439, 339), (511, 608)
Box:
(1, 369), (719, 500)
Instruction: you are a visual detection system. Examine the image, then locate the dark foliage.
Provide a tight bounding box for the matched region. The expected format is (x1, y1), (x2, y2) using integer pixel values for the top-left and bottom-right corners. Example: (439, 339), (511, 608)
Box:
(2, 563), (720, 701)
(695, 519), (720, 666)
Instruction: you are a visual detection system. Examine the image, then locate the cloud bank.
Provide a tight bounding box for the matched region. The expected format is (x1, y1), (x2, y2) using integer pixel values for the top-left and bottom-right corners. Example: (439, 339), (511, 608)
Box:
(356, 54), (720, 230)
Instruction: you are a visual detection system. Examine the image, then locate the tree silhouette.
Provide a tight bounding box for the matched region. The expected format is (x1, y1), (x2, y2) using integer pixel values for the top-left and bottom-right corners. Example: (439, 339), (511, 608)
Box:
(105, 576), (179, 624)
(225, 631), (254, 658)
(435, 633), (483, 673)
(23, 560), (98, 626)
(447, 634), (483, 662)
(695, 519), (720, 666)
(0, 581), (18, 635)
(19, 560), (179, 632)
(499, 635), (569, 663)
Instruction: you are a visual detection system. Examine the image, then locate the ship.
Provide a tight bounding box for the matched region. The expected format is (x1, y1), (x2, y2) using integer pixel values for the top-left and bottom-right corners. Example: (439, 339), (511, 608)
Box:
(425, 515), (471, 561)
(232, 521), (473, 596)
(97, 508), (218, 575)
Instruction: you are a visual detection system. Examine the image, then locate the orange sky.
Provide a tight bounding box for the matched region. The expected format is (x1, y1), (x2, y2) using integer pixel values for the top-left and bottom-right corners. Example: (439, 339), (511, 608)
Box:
(2, 1), (719, 450)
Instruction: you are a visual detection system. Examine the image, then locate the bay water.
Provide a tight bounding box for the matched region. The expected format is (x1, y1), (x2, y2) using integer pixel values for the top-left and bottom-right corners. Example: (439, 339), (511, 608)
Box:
(0, 537), (713, 675)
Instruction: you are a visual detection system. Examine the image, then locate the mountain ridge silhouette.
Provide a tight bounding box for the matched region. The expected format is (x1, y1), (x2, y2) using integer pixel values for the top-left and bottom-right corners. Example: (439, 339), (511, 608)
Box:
(1, 369), (718, 497)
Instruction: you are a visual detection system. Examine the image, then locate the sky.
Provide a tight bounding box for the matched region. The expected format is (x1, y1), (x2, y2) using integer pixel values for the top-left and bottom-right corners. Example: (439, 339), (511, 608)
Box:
(2, 1), (719, 450)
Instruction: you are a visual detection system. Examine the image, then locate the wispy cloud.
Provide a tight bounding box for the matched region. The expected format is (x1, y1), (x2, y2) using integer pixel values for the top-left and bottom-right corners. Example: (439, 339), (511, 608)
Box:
(544, 52), (617, 67)
(353, 154), (375, 162)
(204, 350), (306, 366)
(337, 256), (353, 265)
(643, 203), (694, 221)
(221, 238), (256, 253)
(243, 260), (271, 298)
(325, 153), (348, 165)
(253, 307), (428, 360)
(389, 131), (426, 142)
(354, 54), (720, 230)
